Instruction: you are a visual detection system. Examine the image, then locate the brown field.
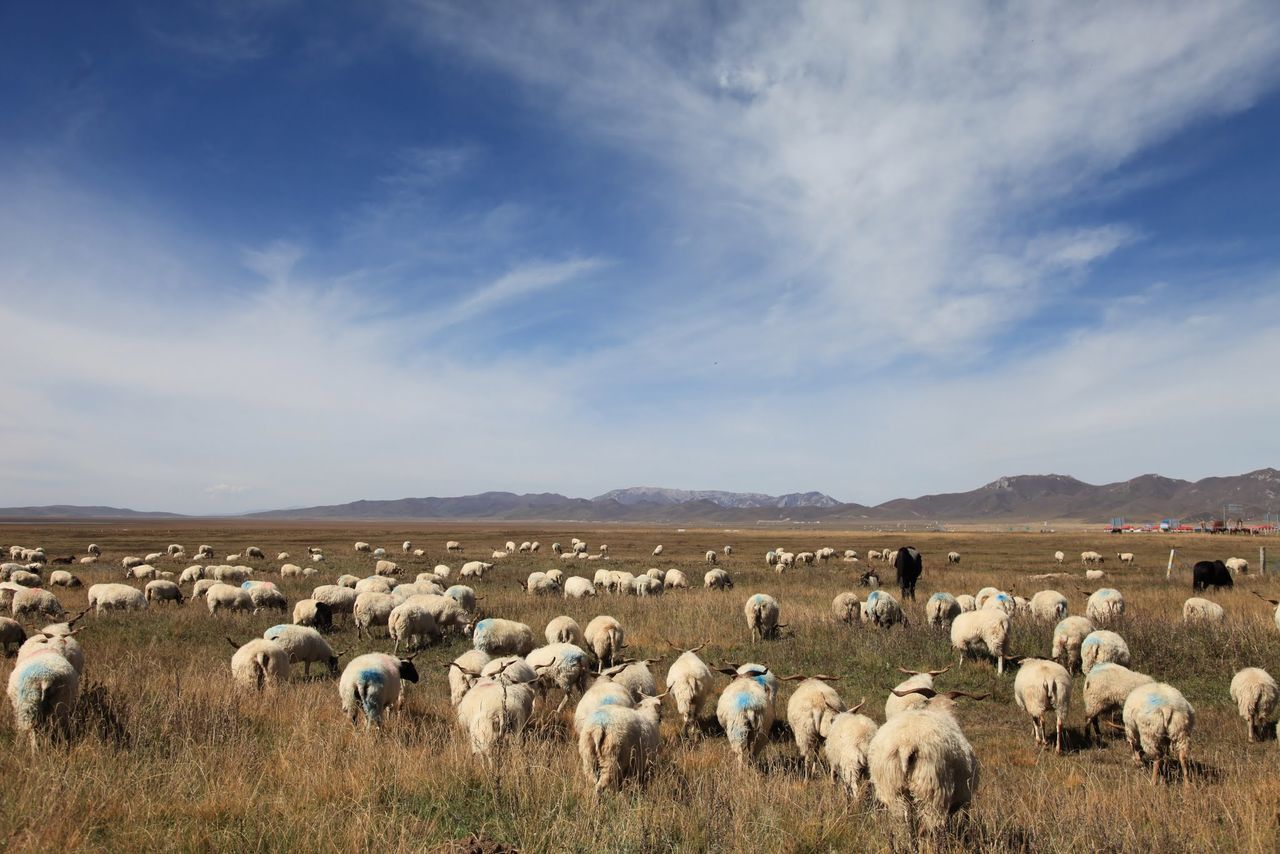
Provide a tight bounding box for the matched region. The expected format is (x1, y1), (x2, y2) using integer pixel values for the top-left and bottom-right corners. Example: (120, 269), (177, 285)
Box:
(1, 522), (1277, 853)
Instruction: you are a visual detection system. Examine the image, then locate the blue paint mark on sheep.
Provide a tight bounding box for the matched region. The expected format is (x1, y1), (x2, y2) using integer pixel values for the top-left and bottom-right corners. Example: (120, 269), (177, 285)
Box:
(750, 594), (765, 605)
(733, 691), (755, 711)
(1082, 636), (1100, 647)
(359, 668), (386, 686)
(266, 625), (289, 637)
(599, 695), (623, 707)
(868, 591), (881, 603)
(589, 710), (611, 728)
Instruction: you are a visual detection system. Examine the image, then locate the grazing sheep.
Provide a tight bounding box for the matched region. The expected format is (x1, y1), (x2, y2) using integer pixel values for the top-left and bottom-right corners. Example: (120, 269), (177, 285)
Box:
(832, 592), (860, 624)
(375, 560), (400, 577)
(1083, 662), (1155, 743)
(704, 568), (733, 590)
(955, 594), (977, 613)
(974, 587), (1001, 609)
(339, 653), (420, 729)
(471, 618), (537, 657)
(1229, 667), (1278, 743)
(244, 547), (264, 560)
(1182, 597), (1225, 624)
(192, 579), (218, 601)
(276, 552), (289, 561)
(1123, 683), (1195, 785)
(212, 565), (252, 584)
(0, 617), (26, 653)
(663, 570), (689, 590)
(1051, 616), (1095, 674)
(387, 602), (440, 654)
(926, 593), (961, 628)
(723, 545), (733, 556)
(633, 576), (663, 597)
(545, 615), (585, 647)
(1118, 552), (1136, 566)
(336, 575), (360, 589)
(264, 625), (340, 677)
(446, 541), (463, 552)
(578, 695), (664, 794)
(1252, 592), (1280, 632)
(456, 672), (537, 755)
(354, 592), (396, 638)
(786, 677), (848, 773)
(311, 585), (358, 618)
(87, 544), (101, 556)
(280, 563), (303, 578)
(663, 640), (712, 734)
(1080, 630), (1130, 674)
(644, 568), (664, 582)
(825, 709), (879, 798)
(1029, 590), (1068, 623)
(527, 643), (593, 711)
(206, 583), (253, 615)
(1054, 550), (1065, 564)
(861, 590), (905, 628)
(705, 550), (718, 565)
(78, 557), (98, 565)
(144, 580), (184, 606)
(1086, 569), (1106, 581)
(228, 638), (290, 691)
(744, 593), (783, 641)
(9, 588), (64, 622)
(950, 609), (1011, 673)
(1012, 659), (1072, 753)
(292, 599), (333, 632)
(355, 576), (395, 595)
(1085, 588), (1125, 624)
(885, 666), (952, 720)
(448, 649), (492, 706)
(413, 548), (426, 557)
(583, 616), (626, 667)
(48, 571), (81, 588)
(564, 577), (597, 599)
(612, 658), (661, 702)
(652, 545), (663, 556)
(460, 561), (492, 580)
(946, 552), (961, 565)
(9, 570), (41, 588)
(144, 552), (164, 564)
(354, 542), (372, 553)
(525, 571), (561, 596)
(714, 663), (783, 766)
(1081, 551), (1105, 566)
(443, 584), (477, 614)
(1226, 557), (1250, 575)
(868, 698), (980, 845)
(7, 648), (80, 749)
(178, 566), (205, 585)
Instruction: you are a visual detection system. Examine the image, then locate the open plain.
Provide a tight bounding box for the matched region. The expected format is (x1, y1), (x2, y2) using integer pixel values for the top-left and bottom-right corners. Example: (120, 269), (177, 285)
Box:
(3, 522), (1279, 853)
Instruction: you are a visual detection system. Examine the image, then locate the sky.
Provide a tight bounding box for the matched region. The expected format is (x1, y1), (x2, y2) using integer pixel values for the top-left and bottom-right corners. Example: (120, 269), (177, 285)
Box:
(2, 1), (1280, 514)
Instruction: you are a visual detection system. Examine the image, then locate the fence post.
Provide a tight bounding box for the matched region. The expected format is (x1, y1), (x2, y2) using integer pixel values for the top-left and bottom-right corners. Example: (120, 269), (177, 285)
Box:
(1166, 548), (1176, 581)
(1262, 546), (1267, 576)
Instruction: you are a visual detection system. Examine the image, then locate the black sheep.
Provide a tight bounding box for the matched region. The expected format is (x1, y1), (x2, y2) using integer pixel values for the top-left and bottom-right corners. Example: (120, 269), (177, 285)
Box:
(893, 547), (923, 600)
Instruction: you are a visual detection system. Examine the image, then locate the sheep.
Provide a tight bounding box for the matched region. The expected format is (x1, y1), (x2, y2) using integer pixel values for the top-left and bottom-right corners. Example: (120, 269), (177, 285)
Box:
(276, 552), (290, 561)
(195, 545), (214, 559)
(926, 593), (961, 628)
(205, 583), (253, 615)
(574, 670), (637, 731)
(1085, 588), (1125, 624)
(264, 624), (340, 677)
(144, 579), (184, 606)
(955, 594), (977, 612)
(564, 577), (597, 599)
(530, 541), (541, 553)
(7, 648), (80, 749)
(661, 640), (712, 734)
(1226, 557), (1250, 575)
(578, 694), (664, 793)
(504, 540), (516, 554)
(401, 541), (412, 554)
(403, 594), (470, 636)
(1252, 592), (1280, 632)
(832, 592), (860, 624)
(446, 540), (463, 552)
(213, 565), (252, 584)
(8, 588), (64, 622)
(704, 550), (718, 565)
(375, 559), (400, 577)
(228, 637), (290, 691)
(423, 567), (451, 583)
(336, 575), (359, 589)
(946, 552), (961, 565)
(657, 569), (686, 590)
(1012, 658), (1072, 753)
(472, 618), (536, 657)
(868, 696), (980, 845)
(787, 677), (849, 774)
(526, 643), (593, 711)
(1123, 682), (1195, 784)
(633, 576), (663, 597)
(861, 590), (905, 628)
(1229, 667), (1277, 743)
(491, 550), (509, 559)
(776, 552), (796, 571)
(0, 617), (26, 653)
(460, 561), (492, 580)
(457, 672), (537, 755)
(87, 544), (101, 556)
(192, 579), (218, 600)
(744, 593), (784, 641)
(339, 652), (420, 728)
(443, 584), (478, 613)
(448, 649), (492, 705)
(714, 663), (783, 765)
(885, 666), (952, 720)
(605, 571), (636, 595)
(1080, 629), (1130, 674)
(723, 545), (733, 556)
(179, 566), (205, 585)
(1051, 616), (1095, 674)
(1053, 550), (1065, 564)
(310, 554), (324, 564)
(612, 658), (661, 702)
(388, 602), (440, 654)
(1024, 590), (1066, 623)
(311, 585), (358, 618)
(825, 707), (879, 798)
(245, 547), (265, 560)
(584, 615), (625, 667)
(1081, 551), (1105, 566)
(354, 541), (372, 553)
(1118, 552), (1136, 566)
(545, 615), (585, 647)
(144, 552), (164, 564)
(225, 554), (242, 563)
(353, 576), (394, 596)
(546, 569), (564, 583)
(525, 572), (561, 596)
(572, 541), (587, 555)
(280, 563), (303, 578)
(78, 556), (98, 565)
(413, 548), (426, 557)
(48, 570), (81, 588)
(354, 591), (396, 638)
(292, 599), (333, 632)
(1183, 597), (1225, 624)
(950, 609), (1011, 673)
(1082, 662), (1155, 743)
(652, 545), (663, 556)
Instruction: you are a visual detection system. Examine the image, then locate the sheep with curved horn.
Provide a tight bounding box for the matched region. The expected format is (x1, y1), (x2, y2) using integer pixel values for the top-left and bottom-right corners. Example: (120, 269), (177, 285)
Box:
(824, 698), (877, 798)
(663, 638), (713, 734)
(886, 665), (952, 720)
(787, 677), (854, 774)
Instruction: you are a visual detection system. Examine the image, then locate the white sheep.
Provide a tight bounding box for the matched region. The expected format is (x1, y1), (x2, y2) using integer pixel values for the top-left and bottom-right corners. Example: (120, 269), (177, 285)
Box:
(1123, 682), (1195, 784)
(354, 591), (396, 638)
(663, 570), (689, 590)
(1083, 662), (1154, 743)
(950, 609), (1011, 674)
(402, 594), (469, 635)
(291, 599), (333, 631)
(946, 552), (961, 565)
(861, 590), (905, 628)
(228, 637), (290, 691)
(471, 618), (536, 657)
(1051, 615), (1095, 674)
(1029, 590), (1068, 623)
(1182, 597), (1225, 624)
(192, 579), (218, 600)
(311, 585), (358, 618)
(354, 541), (372, 553)
(578, 694), (664, 793)
(584, 615), (626, 666)
(280, 563), (303, 578)
(459, 560), (492, 580)
(703, 568), (733, 590)
(276, 552), (289, 561)
(832, 592), (860, 624)
(48, 570), (81, 588)
(652, 544), (663, 556)
(563, 577), (597, 599)
(1012, 658), (1071, 753)
(179, 566), (204, 585)
(612, 658), (662, 702)
(705, 550), (718, 565)
(825, 708), (879, 798)
(388, 602), (440, 653)
(1085, 588), (1125, 623)
(375, 559), (400, 577)
(714, 663), (782, 766)
(87, 544), (101, 556)
(925, 593), (960, 628)
(1229, 667), (1277, 743)
(456, 673), (536, 755)
(1080, 629), (1129, 674)
(526, 643), (593, 711)
(954, 594), (977, 613)
(786, 677), (849, 774)
(633, 576), (663, 597)
(743, 593), (783, 641)
(0, 617), (26, 654)
(11, 589), (65, 622)
(144, 579), (184, 606)
(723, 545), (733, 556)
(545, 615), (585, 647)
(339, 652), (420, 728)
(413, 548), (426, 557)
(448, 649), (492, 706)
(1081, 551), (1105, 566)
(87, 583), (147, 614)
(446, 540), (463, 552)
(443, 584), (477, 614)
(1053, 550), (1065, 564)
(1085, 568), (1106, 581)
(206, 583), (253, 616)
(1117, 552), (1136, 566)
(662, 640), (712, 734)
(1226, 557), (1250, 574)
(7, 648), (80, 749)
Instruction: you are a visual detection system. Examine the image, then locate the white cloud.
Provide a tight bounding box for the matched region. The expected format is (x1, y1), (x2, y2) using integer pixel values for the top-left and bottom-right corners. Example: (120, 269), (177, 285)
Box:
(206, 483), (249, 497)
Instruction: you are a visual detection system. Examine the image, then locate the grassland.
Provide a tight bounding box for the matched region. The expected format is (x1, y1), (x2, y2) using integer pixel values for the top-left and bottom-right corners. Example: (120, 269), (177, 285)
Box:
(2, 522), (1278, 853)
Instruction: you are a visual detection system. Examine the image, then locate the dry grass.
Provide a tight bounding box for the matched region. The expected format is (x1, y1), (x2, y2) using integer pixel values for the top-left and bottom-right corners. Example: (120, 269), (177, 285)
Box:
(2, 523), (1278, 852)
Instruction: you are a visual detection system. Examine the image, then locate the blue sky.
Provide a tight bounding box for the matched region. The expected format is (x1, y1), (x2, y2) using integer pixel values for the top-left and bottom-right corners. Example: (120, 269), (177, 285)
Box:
(3, 1), (1279, 514)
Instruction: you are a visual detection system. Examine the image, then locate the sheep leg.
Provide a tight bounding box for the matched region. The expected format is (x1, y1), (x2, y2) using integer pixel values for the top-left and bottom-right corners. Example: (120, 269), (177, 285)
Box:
(1246, 719), (1255, 743)
(393, 637), (401, 656)
(997, 655), (1004, 675)
(1178, 746), (1190, 786)
(1151, 757), (1163, 785)
(1055, 716), (1064, 754)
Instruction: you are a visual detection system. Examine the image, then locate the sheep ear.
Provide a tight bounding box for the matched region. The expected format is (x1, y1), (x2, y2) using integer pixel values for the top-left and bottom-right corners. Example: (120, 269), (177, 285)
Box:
(891, 686), (936, 699)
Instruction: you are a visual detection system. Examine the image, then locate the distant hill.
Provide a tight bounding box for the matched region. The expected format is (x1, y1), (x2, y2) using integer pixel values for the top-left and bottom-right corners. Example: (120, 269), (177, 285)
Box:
(6, 468), (1277, 523)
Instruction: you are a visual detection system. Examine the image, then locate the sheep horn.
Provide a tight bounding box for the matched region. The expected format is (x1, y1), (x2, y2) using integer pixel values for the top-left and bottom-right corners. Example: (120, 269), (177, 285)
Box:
(473, 595), (485, 601)
(848, 697), (867, 714)
(1103, 718), (1126, 731)
(65, 607), (90, 628)
(943, 691), (990, 701)
(1252, 591), (1280, 607)
(891, 686), (937, 699)
(928, 665), (952, 677)
(225, 637), (242, 651)
(713, 667), (739, 677)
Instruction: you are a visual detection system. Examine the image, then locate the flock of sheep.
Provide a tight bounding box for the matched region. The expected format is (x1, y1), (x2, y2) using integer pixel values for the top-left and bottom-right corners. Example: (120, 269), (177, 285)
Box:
(1, 535), (1272, 846)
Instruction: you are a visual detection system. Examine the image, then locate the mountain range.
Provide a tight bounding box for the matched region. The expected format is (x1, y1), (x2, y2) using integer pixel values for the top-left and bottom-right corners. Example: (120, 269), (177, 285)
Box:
(2, 469), (1277, 524)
